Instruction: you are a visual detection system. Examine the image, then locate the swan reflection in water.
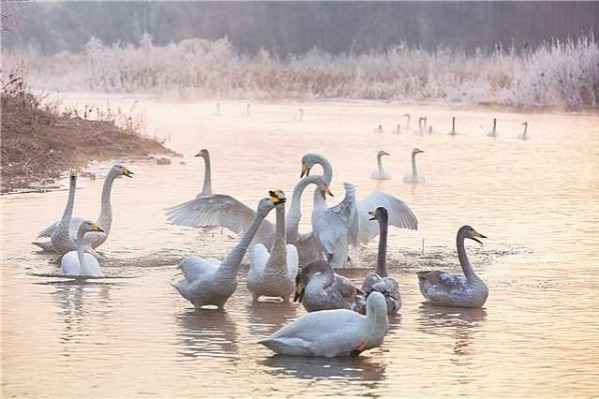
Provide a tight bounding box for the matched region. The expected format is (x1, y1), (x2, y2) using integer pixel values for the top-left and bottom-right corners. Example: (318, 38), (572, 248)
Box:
(175, 309), (239, 360)
(244, 298), (302, 338)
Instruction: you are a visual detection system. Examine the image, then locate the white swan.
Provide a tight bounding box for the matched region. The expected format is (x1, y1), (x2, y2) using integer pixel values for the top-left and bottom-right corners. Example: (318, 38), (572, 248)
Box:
(403, 148), (425, 184)
(49, 170), (78, 255)
(259, 291), (388, 357)
(247, 190), (299, 302)
(518, 122), (529, 140)
(301, 153), (418, 248)
(172, 194), (281, 309)
(59, 221), (104, 277)
(487, 118), (498, 138)
(371, 150), (391, 180)
(391, 124), (401, 135)
(402, 113), (411, 131)
(194, 149), (213, 197)
(361, 207), (402, 314)
(294, 259), (365, 313)
(448, 116), (458, 136)
(34, 164), (134, 256)
(418, 117), (427, 135)
(417, 225), (488, 308)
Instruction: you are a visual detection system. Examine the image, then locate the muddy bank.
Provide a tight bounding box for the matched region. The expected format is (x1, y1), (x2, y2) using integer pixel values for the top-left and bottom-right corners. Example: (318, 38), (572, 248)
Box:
(1, 90), (177, 193)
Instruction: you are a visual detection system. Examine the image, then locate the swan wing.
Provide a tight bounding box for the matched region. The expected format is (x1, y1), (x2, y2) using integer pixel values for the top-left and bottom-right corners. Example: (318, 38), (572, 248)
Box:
(357, 190), (418, 244)
(178, 255), (220, 282)
(285, 244), (299, 279)
(165, 194), (257, 234)
(37, 220), (60, 238)
(326, 182), (359, 247)
(250, 243), (270, 275)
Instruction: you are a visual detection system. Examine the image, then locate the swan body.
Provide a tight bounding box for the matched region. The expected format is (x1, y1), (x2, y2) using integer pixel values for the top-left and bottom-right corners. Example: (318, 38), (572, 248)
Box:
(50, 170), (78, 255)
(417, 225), (488, 308)
(59, 221), (104, 277)
(403, 148), (426, 184)
(259, 291), (388, 357)
(518, 122), (529, 140)
(448, 116), (458, 136)
(247, 190), (299, 301)
(487, 118), (498, 138)
(172, 194), (281, 309)
(294, 259), (365, 314)
(301, 153), (418, 251)
(361, 207), (402, 314)
(34, 164), (134, 256)
(370, 151), (391, 180)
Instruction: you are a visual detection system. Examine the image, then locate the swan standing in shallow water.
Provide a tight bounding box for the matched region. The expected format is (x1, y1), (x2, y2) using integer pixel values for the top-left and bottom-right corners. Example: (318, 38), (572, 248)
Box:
(361, 207), (402, 314)
(417, 225), (488, 308)
(487, 118), (498, 138)
(294, 259), (365, 313)
(247, 190), (299, 302)
(403, 148), (425, 184)
(34, 164), (134, 257)
(371, 151), (391, 180)
(172, 194), (281, 309)
(60, 221), (104, 277)
(259, 291), (388, 357)
(194, 149), (213, 197)
(50, 170), (78, 256)
(518, 122), (529, 140)
(448, 116), (458, 136)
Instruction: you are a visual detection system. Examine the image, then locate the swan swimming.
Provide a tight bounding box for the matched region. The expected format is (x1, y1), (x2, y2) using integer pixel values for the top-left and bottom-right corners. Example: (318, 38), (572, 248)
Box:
(417, 225), (489, 308)
(361, 207), (402, 314)
(259, 291), (388, 357)
(518, 122), (529, 140)
(247, 190), (299, 302)
(392, 124), (401, 135)
(487, 118), (498, 138)
(34, 164), (134, 257)
(294, 259), (365, 313)
(402, 113), (411, 131)
(448, 116), (458, 136)
(403, 148), (426, 184)
(59, 221), (104, 277)
(373, 124), (384, 134)
(172, 193), (281, 309)
(370, 151), (391, 180)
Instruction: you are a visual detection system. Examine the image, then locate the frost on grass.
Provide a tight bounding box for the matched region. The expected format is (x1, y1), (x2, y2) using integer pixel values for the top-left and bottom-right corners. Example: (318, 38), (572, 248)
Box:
(3, 32), (598, 110)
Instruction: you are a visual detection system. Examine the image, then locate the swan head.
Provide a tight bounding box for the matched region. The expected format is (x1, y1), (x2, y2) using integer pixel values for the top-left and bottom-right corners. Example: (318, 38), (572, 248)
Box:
(294, 260), (329, 302)
(300, 153), (323, 177)
(80, 220), (104, 234)
(255, 197), (278, 216)
(368, 206), (388, 221)
(377, 150), (390, 157)
(522, 121), (528, 127)
(69, 169), (77, 181)
(114, 164), (134, 178)
(268, 189), (287, 205)
(412, 148), (424, 155)
(194, 149), (209, 158)
(460, 225), (486, 245)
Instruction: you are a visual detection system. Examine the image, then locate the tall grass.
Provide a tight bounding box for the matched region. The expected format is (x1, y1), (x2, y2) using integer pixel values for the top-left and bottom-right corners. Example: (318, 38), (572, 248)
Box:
(3, 32), (598, 109)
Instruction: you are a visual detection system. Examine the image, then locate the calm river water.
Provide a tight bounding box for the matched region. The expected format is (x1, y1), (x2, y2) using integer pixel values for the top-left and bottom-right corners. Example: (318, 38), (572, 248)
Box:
(2, 96), (598, 398)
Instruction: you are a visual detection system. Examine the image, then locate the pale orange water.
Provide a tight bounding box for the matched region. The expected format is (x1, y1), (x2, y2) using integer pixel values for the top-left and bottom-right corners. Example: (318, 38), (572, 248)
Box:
(2, 96), (598, 398)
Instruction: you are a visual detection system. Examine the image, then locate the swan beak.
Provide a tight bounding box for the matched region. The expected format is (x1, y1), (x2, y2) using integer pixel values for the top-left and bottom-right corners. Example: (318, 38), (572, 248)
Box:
(122, 168), (134, 178)
(90, 223), (104, 233)
(383, 151), (390, 156)
(293, 282), (305, 303)
(269, 190), (286, 204)
(471, 230), (487, 245)
(368, 210), (377, 220)
(321, 186), (333, 199)
(301, 163), (310, 178)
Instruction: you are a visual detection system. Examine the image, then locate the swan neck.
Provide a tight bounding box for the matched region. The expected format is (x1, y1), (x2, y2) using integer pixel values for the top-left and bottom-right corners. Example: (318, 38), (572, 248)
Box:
(405, 114), (410, 129)
(376, 215), (388, 277)
(523, 124), (528, 136)
(76, 228), (87, 274)
(316, 155), (333, 185)
(377, 155), (385, 173)
(287, 178), (309, 242)
(273, 203), (286, 249)
(411, 152), (418, 178)
(367, 299), (389, 334)
(492, 119), (497, 132)
(99, 171), (117, 230)
(61, 177), (77, 222)
(202, 154), (213, 196)
(457, 232), (478, 281)
(452, 117), (455, 131)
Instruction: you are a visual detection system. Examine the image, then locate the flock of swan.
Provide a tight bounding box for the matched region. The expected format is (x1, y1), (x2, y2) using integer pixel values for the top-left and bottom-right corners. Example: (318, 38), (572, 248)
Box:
(32, 150), (490, 358)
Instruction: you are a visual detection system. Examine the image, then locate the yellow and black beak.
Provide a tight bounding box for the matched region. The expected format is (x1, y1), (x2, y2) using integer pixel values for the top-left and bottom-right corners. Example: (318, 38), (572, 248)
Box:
(293, 282), (305, 303)
(90, 223), (105, 233)
(321, 185), (333, 199)
(194, 149), (207, 157)
(471, 229), (487, 245)
(69, 169), (77, 180)
(122, 167), (134, 178)
(301, 162), (310, 178)
(368, 209), (378, 221)
(269, 189), (286, 205)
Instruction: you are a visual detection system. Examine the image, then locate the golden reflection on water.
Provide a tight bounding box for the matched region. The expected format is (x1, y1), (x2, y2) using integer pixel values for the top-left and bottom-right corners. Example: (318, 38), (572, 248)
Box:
(2, 97), (599, 397)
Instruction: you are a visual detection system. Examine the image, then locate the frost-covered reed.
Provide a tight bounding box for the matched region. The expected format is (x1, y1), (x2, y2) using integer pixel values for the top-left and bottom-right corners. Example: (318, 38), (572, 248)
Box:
(3, 32), (598, 109)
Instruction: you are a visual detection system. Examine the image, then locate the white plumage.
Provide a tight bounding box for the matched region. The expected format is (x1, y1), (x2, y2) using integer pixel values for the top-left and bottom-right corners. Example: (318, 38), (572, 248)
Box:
(59, 221), (104, 277)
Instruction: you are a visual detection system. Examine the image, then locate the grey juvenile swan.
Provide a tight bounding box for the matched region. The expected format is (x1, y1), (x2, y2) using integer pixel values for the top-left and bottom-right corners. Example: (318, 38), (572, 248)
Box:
(417, 225), (488, 308)
(361, 207), (402, 314)
(172, 193), (282, 309)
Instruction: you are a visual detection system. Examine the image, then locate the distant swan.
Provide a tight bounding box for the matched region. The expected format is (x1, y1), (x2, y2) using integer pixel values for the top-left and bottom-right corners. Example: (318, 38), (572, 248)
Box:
(370, 150), (391, 180)
(487, 118), (498, 138)
(518, 122), (529, 140)
(373, 124), (383, 134)
(392, 124), (401, 135)
(194, 149), (213, 197)
(59, 221), (104, 277)
(34, 164), (134, 257)
(448, 116), (458, 136)
(402, 113), (411, 131)
(418, 117), (427, 135)
(361, 207), (402, 314)
(294, 259), (365, 314)
(417, 225), (488, 308)
(259, 291), (388, 357)
(247, 190), (299, 302)
(403, 148), (425, 184)
(172, 194), (281, 309)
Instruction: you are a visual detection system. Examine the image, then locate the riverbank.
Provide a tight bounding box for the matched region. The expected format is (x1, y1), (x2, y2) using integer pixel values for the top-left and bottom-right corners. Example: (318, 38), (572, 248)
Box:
(0, 88), (176, 193)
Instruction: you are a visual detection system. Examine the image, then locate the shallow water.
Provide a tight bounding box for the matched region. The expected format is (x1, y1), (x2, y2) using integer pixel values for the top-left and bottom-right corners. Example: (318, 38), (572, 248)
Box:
(2, 96), (598, 397)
